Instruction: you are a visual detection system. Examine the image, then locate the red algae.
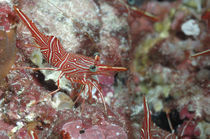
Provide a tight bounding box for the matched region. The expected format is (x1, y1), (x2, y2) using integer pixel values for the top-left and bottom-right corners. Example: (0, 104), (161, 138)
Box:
(52, 103), (128, 139)
(202, 9), (210, 31)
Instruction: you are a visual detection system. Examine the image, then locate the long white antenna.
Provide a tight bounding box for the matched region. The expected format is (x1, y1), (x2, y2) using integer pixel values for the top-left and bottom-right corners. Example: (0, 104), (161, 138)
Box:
(46, 0), (73, 21)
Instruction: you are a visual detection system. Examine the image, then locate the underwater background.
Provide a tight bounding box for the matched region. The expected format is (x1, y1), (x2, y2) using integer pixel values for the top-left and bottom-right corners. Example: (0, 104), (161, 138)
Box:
(0, 0), (209, 138)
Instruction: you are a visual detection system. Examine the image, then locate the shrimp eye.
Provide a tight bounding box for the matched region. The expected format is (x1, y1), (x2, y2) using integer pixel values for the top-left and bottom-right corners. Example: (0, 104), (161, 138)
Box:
(127, 0), (135, 5)
(94, 52), (100, 57)
(89, 65), (97, 72)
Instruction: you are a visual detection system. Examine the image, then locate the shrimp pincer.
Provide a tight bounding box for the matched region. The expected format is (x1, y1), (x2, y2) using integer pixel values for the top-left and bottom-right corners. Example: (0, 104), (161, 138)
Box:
(13, 6), (127, 112)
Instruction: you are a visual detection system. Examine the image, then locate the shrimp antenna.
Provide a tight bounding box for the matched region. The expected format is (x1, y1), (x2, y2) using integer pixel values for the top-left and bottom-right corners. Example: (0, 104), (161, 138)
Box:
(47, 0), (100, 61)
(191, 49), (210, 57)
(46, 0), (73, 21)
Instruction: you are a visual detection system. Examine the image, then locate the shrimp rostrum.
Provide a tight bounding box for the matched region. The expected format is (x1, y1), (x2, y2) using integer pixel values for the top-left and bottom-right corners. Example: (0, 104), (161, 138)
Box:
(13, 6), (127, 112)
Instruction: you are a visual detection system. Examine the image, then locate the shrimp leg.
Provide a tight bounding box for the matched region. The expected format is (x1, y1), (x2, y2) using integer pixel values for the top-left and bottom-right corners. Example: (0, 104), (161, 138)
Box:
(31, 72), (64, 105)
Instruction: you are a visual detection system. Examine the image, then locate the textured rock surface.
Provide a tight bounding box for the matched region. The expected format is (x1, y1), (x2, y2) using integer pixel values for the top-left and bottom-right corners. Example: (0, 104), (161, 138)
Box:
(0, 0), (209, 138)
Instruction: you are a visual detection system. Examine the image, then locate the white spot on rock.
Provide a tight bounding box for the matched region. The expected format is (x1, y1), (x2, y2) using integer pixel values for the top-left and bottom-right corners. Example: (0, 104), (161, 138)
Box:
(25, 112), (36, 122)
(11, 121), (24, 133)
(51, 92), (73, 110)
(181, 19), (200, 36)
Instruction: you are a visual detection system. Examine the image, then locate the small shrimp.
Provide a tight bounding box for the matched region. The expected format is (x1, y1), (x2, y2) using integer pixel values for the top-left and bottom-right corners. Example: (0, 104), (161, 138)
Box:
(13, 6), (127, 112)
(140, 96), (177, 139)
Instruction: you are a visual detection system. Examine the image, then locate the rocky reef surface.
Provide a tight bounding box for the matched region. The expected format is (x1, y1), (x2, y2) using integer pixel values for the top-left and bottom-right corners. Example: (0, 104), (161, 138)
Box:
(0, 0), (209, 138)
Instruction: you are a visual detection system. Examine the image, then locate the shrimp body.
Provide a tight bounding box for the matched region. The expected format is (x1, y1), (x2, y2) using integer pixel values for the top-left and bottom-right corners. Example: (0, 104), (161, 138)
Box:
(14, 6), (127, 111)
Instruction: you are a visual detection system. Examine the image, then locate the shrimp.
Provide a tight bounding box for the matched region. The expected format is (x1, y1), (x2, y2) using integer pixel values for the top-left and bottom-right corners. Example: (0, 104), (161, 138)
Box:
(140, 96), (177, 139)
(13, 6), (127, 112)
